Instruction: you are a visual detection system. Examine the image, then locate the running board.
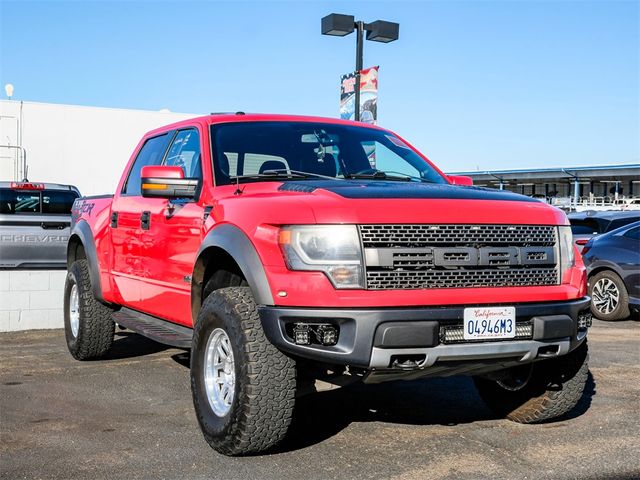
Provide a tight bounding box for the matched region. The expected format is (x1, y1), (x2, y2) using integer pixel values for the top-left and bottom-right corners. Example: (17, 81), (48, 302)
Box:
(112, 308), (193, 348)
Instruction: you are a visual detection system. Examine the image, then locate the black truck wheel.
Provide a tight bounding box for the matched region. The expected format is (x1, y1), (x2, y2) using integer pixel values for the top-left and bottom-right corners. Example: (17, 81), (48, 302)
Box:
(64, 259), (115, 360)
(191, 286), (296, 456)
(474, 340), (589, 423)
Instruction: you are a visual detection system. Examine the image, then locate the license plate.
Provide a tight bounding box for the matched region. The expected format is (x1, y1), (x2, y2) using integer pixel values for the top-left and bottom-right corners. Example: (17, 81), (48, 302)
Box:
(463, 306), (516, 340)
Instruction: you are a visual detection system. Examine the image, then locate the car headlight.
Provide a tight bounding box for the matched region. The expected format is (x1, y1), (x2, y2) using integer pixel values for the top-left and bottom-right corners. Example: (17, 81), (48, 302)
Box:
(278, 225), (364, 289)
(558, 226), (575, 282)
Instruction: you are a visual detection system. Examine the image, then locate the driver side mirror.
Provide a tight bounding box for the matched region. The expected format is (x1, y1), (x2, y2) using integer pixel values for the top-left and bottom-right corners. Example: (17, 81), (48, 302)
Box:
(448, 175), (473, 186)
(140, 165), (199, 199)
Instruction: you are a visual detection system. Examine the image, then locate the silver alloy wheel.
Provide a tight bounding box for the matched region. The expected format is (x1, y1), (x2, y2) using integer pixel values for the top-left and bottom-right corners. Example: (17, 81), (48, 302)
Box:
(204, 328), (236, 417)
(592, 278), (620, 315)
(69, 284), (80, 338)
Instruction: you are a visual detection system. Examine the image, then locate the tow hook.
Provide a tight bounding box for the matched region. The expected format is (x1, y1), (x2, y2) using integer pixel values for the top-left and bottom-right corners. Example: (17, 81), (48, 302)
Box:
(390, 355), (425, 370)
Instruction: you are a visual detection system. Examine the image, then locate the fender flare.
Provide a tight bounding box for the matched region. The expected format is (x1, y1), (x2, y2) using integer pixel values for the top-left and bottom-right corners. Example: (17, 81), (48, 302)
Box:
(68, 220), (104, 302)
(194, 224), (274, 307)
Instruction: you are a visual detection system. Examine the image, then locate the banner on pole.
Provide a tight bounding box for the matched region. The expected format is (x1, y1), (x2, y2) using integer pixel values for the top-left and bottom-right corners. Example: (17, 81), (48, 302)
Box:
(340, 66), (378, 124)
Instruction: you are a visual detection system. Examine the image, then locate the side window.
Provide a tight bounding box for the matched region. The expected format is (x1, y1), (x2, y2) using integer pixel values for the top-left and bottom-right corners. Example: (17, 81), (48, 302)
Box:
(164, 129), (202, 179)
(123, 133), (172, 196)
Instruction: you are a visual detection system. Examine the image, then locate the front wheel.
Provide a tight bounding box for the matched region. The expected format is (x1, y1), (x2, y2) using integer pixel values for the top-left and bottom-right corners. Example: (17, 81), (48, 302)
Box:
(190, 287), (296, 456)
(474, 340), (589, 423)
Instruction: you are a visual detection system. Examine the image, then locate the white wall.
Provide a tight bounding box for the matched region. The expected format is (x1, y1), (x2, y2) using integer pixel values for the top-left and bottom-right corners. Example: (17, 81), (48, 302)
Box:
(0, 100), (200, 196)
(0, 270), (67, 331)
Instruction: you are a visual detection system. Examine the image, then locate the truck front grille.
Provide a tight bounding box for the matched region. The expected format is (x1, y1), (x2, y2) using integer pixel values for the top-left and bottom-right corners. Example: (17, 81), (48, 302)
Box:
(366, 268), (559, 290)
(359, 224), (559, 290)
(360, 224), (557, 247)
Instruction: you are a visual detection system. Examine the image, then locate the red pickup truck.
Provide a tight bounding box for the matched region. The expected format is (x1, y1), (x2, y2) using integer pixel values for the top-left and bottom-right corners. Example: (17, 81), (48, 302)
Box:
(65, 114), (591, 455)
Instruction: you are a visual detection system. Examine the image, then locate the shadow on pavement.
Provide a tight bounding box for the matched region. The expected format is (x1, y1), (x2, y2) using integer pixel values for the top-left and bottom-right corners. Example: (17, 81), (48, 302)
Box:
(99, 331), (171, 360)
(275, 376), (497, 453)
(171, 351), (190, 368)
(164, 341), (596, 453)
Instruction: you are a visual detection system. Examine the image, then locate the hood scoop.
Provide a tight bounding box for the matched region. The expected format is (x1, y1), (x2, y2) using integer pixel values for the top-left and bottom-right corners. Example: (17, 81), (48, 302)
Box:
(278, 183), (318, 193)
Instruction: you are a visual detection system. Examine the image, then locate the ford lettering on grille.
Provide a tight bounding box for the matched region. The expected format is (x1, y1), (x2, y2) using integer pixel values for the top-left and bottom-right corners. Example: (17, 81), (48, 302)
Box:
(360, 224), (559, 290)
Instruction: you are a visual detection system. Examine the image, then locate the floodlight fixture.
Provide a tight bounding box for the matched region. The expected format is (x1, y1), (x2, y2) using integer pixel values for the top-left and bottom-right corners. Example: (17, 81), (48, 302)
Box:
(366, 20), (400, 43)
(321, 13), (355, 36)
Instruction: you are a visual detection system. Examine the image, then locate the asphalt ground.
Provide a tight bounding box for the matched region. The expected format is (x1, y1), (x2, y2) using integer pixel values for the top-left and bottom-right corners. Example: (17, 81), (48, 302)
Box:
(1, 319), (639, 480)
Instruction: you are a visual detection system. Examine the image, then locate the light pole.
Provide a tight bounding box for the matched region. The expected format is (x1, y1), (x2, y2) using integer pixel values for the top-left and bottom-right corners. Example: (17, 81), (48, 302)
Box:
(321, 14), (399, 121)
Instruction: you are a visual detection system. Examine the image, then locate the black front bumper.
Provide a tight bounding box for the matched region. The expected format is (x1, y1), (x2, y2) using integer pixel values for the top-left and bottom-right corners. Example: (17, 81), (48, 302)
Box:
(258, 297), (591, 369)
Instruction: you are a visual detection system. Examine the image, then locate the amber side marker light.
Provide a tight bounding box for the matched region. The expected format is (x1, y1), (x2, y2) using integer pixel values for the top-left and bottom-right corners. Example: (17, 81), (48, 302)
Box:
(278, 229), (292, 245)
(142, 183), (168, 190)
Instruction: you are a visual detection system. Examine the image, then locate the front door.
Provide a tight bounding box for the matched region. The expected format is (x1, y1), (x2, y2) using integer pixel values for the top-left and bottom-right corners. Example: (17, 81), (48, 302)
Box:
(137, 128), (205, 326)
(110, 131), (173, 309)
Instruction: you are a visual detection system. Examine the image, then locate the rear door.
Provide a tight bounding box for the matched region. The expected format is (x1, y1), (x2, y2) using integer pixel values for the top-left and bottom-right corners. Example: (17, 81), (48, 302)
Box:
(0, 185), (78, 268)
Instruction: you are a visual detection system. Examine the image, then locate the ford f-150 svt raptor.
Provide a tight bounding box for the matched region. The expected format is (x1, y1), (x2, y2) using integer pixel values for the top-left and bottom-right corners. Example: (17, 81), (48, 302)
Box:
(65, 114), (591, 455)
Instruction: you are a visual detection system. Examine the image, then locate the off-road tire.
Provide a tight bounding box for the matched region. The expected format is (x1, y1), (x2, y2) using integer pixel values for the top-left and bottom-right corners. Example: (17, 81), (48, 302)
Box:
(191, 286), (296, 456)
(64, 259), (114, 360)
(474, 340), (589, 423)
(589, 270), (630, 321)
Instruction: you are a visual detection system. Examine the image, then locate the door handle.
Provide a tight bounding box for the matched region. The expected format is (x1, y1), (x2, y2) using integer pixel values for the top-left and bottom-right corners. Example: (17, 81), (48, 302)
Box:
(41, 222), (68, 230)
(140, 211), (150, 230)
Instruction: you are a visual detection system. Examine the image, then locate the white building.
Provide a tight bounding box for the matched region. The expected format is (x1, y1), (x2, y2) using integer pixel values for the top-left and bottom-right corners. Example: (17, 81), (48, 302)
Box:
(0, 100), (200, 195)
(0, 101), (202, 332)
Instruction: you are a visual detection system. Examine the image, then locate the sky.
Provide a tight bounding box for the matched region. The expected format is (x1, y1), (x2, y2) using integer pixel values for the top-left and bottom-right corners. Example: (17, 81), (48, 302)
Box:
(0, 0), (638, 172)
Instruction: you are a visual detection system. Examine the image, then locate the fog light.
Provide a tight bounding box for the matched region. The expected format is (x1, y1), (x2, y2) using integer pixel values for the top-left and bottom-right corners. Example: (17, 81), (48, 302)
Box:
(316, 325), (338, 346)
(578, 311), (592, 329)
(293, 323), (311, 345)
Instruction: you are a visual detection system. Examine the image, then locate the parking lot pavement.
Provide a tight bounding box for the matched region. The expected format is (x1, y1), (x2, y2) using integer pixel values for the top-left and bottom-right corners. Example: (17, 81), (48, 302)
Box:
(1, 320), (639, 480)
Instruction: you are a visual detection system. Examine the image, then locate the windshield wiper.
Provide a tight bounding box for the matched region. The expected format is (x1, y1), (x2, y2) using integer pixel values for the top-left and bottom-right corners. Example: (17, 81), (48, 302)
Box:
(348, 170), (435, 183)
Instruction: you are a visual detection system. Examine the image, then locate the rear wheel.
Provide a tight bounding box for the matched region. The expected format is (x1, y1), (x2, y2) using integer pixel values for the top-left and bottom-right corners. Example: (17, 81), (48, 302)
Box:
(474, 340), (589, 423)
(64, 260), (115, 360)
(589, 270), (630, 321)
(191, 286), (296, 455)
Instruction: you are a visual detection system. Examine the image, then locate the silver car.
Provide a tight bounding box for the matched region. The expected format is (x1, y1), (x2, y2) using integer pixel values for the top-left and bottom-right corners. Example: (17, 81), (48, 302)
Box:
(0, 181), (80, 268)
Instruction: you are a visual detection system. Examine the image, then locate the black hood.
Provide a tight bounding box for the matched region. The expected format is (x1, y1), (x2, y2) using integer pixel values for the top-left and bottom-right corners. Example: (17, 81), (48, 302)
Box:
(279, 180), (538, 202)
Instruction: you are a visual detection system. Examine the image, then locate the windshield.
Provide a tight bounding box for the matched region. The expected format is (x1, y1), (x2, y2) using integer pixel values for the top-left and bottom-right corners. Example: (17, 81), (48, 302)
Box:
(210, 121), (447, 185)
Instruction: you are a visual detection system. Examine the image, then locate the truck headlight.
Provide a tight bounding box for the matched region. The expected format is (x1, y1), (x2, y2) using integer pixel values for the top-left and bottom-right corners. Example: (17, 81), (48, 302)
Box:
(278, 225), (364, 289)
(558, 226), (575, 282)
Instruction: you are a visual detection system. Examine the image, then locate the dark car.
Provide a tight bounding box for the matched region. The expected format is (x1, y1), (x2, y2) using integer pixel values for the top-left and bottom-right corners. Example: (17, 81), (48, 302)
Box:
(0, 181), (80, 268)
(568, 210), (640, 253)
(582, 221), (640, 320)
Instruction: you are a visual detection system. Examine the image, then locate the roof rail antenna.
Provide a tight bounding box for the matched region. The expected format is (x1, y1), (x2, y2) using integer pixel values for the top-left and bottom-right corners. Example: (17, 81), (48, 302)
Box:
(235, 111), (245, 115)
